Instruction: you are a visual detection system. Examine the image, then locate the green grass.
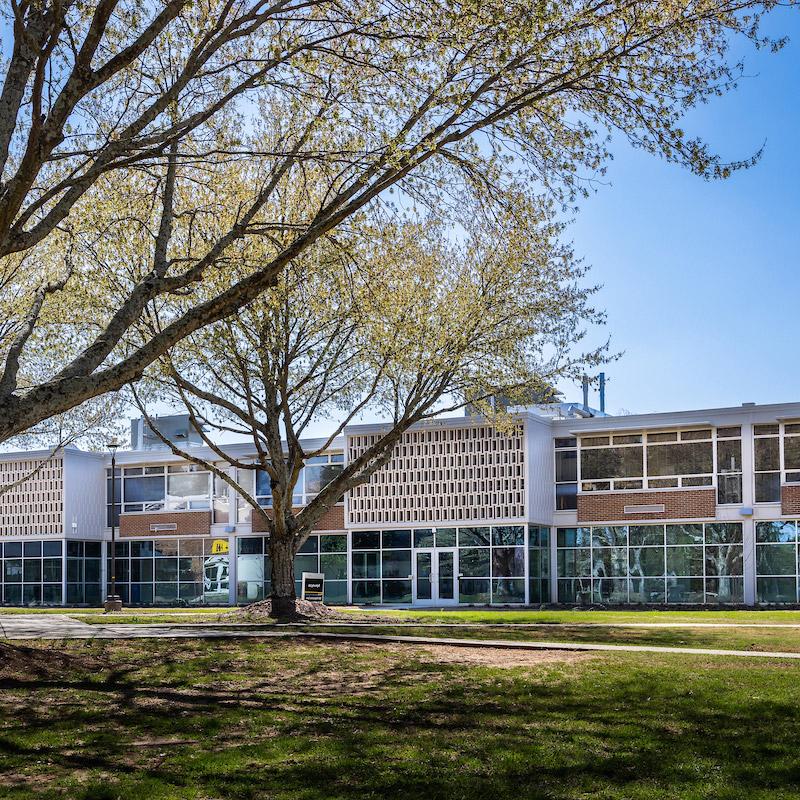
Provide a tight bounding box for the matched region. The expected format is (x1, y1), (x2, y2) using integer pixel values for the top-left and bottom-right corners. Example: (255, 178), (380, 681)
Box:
(339, 606), (800, 624)
(284, 623), (800, 652)
(1, 637), (800, 799)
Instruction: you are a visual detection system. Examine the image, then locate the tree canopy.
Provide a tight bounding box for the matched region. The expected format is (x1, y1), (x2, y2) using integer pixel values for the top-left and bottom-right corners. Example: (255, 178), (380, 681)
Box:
(0, 0), (790, 445)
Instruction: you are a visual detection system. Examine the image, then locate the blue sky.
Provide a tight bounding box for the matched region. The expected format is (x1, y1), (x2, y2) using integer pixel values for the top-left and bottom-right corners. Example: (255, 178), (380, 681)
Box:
(556, 7), (800, 415)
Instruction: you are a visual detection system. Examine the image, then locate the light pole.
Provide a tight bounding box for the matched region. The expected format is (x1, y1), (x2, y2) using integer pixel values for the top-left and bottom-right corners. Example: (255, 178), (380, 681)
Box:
(104, 441), (123, 612)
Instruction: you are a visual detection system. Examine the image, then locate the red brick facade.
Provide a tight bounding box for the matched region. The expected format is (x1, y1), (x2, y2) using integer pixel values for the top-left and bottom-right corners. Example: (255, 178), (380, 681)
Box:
(250, 504), (345, 533)
(577, 488), (716, 523)
(119, 511), (212, 538)
(782, 485), (800, 515)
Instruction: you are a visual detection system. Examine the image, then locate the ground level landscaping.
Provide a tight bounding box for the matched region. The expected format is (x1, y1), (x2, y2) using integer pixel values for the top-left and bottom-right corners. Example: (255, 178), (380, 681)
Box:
(1, 635), (800, 799)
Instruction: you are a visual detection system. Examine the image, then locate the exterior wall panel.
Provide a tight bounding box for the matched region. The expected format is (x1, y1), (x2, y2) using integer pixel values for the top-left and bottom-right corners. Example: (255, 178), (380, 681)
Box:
(577, 488), (716, 522)
(251, 505), (345, 533)
(119, 511), (211, 537)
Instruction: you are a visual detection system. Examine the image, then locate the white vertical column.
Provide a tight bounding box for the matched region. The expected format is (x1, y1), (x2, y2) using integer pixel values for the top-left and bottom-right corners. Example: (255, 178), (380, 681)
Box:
(740, 422), (756, 606)
(227, 534), (237, 606)
(523, 524), (530, 606)
(549, 526), (558, 604)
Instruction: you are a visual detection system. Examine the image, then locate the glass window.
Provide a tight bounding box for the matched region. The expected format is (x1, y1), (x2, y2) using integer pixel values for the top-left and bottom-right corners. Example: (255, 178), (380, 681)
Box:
(717, 474), (742, 505)
(414, 529), (434, 548)
(382, 580), (412, 603)
(666, 546), (704, 576)
(382, 530), (411, 549)
(666, 524), (704, 545)
(381, 550), (411, 579)
(705, 545), (743, 576)
(435, 528), (457, 547)
(629, 547), (665, 577)
(124, 474), (166, 503)
(459, 578), (490, 604)
(42, 541), (62, 557)
(756, 544), (796, 575)
(757, 577), (796, 604)
(705, 523), (743, 544)
(320, 554), (347, 580)
(555, 450), (577, 482)
(555, 483), (578, 510)
(491, 526), (524, 546)
(352, 552), (380, 579)
(755, 437), (780, 471)
(320, 535), (346, 553)
(554, 437), (577, 449)
(592, 548), (628, 578)
(717, 439), (742, 473)
(166, 472), (209, 510)
(557, 528), (591, 548)
(491, 548), (525, 577)
(629, 525), (664, 547)
(666, 577), (704, 603)
(458, 527), (491, 547)
(459, 548), (490, 577)
(154, 559), (178, 582)
(303, 462), (343, 495)
(352, 581), (381, 603)
(647, 441), (712, 476)
(756, 521), (796, 543)
(785, 437), (800, 471)
(592, 526), (627, 547)
(491, 579), (525, 603)
(580, 447), (643, 480)
(755, 472), (781, 503)
(556, 548), (591, 577)
(23, 541), (41, 557)
(352, 531), (380, 550)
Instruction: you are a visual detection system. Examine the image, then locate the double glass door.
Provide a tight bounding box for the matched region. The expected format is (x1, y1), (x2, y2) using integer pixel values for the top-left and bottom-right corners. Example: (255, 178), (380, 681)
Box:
(414, 549), (457, 605)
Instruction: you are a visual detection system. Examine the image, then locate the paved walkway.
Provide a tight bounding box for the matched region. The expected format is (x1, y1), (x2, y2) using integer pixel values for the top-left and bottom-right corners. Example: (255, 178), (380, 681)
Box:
(2, 614), (800, 659)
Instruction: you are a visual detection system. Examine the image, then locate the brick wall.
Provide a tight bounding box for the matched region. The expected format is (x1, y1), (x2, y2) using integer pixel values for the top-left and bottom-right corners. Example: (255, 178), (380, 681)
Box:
(782, 485), (800, 515)
(577, 488), (716, 523)
(119, 511), (211, 538)
(251, 505), (345, 533)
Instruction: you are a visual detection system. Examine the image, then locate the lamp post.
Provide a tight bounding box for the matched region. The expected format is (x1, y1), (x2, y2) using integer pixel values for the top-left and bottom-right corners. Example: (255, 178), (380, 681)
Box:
(104, 442), (123, 612)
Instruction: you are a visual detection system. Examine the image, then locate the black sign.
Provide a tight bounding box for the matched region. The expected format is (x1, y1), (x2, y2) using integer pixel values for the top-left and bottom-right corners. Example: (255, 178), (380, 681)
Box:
(302, 572), (324, 603)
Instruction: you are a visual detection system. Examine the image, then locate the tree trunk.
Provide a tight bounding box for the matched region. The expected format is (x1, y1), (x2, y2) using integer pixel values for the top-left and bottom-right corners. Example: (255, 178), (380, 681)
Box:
(269, 534), (296, 618)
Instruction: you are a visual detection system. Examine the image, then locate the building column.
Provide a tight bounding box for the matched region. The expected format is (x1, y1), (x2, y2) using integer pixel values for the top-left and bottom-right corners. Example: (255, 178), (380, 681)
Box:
(742, 518), (756, 606)
(227, 534), (237, 606)
(549, 526), (558, 604)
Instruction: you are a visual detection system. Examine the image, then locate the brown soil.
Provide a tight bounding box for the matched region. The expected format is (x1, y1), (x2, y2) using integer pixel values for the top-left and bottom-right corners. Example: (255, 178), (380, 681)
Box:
(413, 643), (594, 668)
(224, 597), (346, 621)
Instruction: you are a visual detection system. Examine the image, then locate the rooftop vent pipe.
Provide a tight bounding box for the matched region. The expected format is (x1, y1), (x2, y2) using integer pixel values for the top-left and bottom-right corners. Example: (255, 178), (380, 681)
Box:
(582, 374), (589, 411)
(599, 372), (606, 413)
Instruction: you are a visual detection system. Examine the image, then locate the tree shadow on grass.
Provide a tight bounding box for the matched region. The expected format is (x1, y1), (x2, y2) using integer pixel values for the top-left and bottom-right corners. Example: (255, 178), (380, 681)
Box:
(1, 640), (800, 799)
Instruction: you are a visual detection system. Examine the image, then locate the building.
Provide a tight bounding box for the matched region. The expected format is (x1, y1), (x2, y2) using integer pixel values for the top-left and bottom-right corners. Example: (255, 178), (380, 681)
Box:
(2, 399), (800, 607)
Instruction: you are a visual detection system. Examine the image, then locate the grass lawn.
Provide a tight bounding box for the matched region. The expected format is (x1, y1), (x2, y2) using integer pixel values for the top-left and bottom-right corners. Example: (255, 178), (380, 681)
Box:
(284, 623), (800, 653)
(0, 637), (799, 799)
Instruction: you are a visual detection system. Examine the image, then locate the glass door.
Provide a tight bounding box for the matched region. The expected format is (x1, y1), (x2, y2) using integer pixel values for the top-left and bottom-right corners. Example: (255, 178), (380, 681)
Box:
(435, 548), (458, 605)
(415, 551), (433, 602)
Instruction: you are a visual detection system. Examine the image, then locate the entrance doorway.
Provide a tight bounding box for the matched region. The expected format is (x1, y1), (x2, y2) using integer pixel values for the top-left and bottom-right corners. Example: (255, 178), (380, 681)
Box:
(414, 548), (458, 605)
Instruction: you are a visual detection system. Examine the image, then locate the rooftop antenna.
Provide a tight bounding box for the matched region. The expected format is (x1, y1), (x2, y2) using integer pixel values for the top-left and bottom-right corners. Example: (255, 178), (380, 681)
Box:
(599, 372), (606, 413)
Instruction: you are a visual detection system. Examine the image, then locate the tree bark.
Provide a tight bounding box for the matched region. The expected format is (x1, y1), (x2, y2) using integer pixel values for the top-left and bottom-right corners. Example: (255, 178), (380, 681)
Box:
(268, 534), (297, 618)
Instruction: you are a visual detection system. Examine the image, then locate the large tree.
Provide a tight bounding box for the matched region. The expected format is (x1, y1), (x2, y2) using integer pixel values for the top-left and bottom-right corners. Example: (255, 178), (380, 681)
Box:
(0, 0), (790, 445)
(136, 202), (605, 615)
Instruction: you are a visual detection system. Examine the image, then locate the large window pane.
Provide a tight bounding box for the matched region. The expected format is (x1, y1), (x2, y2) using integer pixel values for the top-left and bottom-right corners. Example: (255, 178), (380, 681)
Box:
(756, 544), (796, 575)
(706, 577), (743, 604)
(459, 578), (490, 604)
(785, 437), (800, 471)
(629, 547), (665, 577)
(320, 554), (347, 581)
(666, 577), (704, 603)
(592, 548), (628, 578)
(717, 474), (742, 505)
(458, 527), (491, 547)
(382, 530), (411, 549)
(557, 528), (591, 548)
(352, 552), (380, 579)
(666, 546), (704, 576)
(352, 581), (381, 603)
(705, 523), (743, 544)
(166, 473), (209, 510)
(382, 580), (412, 603)
(124, 475), (165, 503)
(756, 522), (796, 543)
(716, 439), (742, 473)
(381, 550), (411, 579)
(705, 545), (743, 577)
(592, 578), (628, 604)
(580, 447), (643, 480)
(666, 524), (703, 545)
(629, 525), (665, 547)
(757, 577), (797, 604)
(491, 547), (524, 577)
(647, 441), (712, 476)
(555, 483), (578, 510)
(491, 526), (524, 546)
(592, 526), (627, 547)
(491, 579), (525, 603)
(459, 548), (490, 577)
(303, 463), (343, 495)
(755, 437), (780, 471)
(755, 472), (781, 503)
(629, 577), (665, 604)
(555, 450), (577, 482)
(557, 548), (591, 577)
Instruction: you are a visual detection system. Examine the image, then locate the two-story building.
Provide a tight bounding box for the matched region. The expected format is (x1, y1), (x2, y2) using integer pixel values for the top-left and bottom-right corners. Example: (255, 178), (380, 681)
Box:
(2, 399), (800, 607)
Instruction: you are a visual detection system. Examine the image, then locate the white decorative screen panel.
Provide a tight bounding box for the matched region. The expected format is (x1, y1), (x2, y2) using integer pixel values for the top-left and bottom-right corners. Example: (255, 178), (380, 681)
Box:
(0, 457), (63, 536)
(347, 424), (525, 525)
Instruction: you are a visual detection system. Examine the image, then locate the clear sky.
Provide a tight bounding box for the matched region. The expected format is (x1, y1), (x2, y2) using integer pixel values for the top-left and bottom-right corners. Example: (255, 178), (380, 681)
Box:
(556, 6), (800, 416)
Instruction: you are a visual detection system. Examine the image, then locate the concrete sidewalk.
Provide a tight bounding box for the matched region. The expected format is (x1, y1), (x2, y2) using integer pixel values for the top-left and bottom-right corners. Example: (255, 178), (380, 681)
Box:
(2, 614), (800, 659)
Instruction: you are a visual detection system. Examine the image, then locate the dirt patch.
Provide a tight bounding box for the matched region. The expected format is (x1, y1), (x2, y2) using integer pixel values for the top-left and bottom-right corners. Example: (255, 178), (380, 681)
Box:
(224, 598), (345, 621)
(412, 643), (594, 668)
